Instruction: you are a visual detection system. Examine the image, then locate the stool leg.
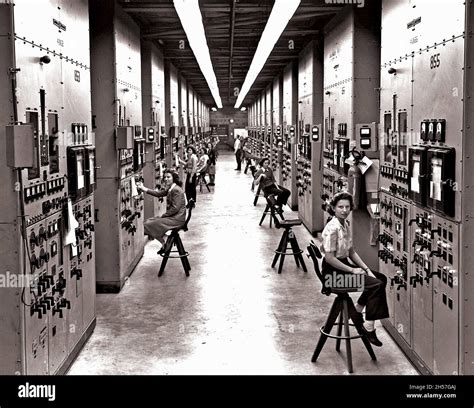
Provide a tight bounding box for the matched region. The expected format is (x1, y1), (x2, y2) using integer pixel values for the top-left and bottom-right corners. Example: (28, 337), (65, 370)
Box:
(335, 311), (344, 352)
(312, 298), (342, 362)
(347, 301), (376, 361)
(342, 299), (354, 373)
(158, 235), (174, 277)
(277, 231), (289, 274)
(175, 235), (190, 277)
(290, 235), (307, 272)
(254, 186), (261, 206)
(287, 232), (300, 268)
(271, 232), (286, 268)
(259, 204), (269, 226)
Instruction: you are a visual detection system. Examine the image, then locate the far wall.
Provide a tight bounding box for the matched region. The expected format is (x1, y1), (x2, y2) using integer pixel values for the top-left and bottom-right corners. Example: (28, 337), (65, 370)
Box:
(210, 107), (248, 148)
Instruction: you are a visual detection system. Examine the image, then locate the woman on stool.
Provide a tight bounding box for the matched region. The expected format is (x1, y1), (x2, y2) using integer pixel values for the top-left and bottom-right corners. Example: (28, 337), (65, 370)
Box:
(178, 146), (198, 203)
(254, 158), (290, 208)
(137, 171), (186, 255)
(320, 192), (389, 347)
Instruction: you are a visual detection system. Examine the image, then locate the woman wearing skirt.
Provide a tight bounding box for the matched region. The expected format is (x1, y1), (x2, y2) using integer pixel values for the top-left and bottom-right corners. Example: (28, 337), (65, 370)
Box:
(137, 170), (186, 254)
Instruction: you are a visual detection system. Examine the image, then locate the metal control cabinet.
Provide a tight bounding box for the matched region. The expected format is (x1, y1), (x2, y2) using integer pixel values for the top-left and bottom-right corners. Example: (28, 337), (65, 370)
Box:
(165, 62), (180, 168)
(90, 0), (144, 293)
(379, 0), (474, 375)
(0, 0), (96, 375)
(141, 41), (167, 220)
(272, 75), (284, 185)
(297, 39), (324, 235)
(282, 61), (299, 210)
(322, 4), (381, 270)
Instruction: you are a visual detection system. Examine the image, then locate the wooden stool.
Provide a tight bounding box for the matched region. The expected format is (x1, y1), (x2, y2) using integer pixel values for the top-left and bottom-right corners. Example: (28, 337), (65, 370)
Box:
(271, 219), (307, 274)
(253, 184), (265, 206)
(197, 173), (211, 193)
(158, 199), (194, 277)
(307, 241), (376, 373)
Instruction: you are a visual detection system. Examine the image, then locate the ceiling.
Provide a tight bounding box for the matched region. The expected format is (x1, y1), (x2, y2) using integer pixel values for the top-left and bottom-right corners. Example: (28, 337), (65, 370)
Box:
(120, 0), (343, 108)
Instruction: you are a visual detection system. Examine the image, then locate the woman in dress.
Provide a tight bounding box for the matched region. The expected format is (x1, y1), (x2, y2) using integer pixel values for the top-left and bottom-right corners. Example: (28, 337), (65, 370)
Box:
(137, 171), (186, 255)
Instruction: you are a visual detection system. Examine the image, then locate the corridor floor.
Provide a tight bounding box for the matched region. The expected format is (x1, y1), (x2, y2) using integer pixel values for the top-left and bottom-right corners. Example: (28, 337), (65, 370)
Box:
(68, 152), (418, 375)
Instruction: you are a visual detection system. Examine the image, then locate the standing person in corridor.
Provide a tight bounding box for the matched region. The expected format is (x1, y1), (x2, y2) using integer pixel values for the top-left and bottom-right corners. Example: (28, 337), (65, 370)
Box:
(234, 135), (242, 171)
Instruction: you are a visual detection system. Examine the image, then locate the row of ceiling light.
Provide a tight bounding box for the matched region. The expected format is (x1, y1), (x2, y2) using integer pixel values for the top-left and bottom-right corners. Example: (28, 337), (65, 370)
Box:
(174, 0), (301, 110)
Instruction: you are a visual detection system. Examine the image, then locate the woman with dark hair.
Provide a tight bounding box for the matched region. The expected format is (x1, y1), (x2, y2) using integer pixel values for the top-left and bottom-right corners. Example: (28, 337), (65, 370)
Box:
(320, 191), (389, 347)
(178, 146), (198, 203)
(136, 171), (186, 255)
(254, 157), (290, 207)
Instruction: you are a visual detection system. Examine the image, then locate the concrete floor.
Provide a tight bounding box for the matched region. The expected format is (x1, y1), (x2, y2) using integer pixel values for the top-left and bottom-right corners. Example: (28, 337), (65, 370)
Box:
(68, 152), (418, 375)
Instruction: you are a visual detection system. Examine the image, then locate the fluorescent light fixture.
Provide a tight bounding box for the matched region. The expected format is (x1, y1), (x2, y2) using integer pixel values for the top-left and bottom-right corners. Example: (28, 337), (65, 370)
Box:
(174, 0), (223, 108)
(234, 0), (300, 108)
(240, 107), (247, 111)
(211, 107), (218, 112)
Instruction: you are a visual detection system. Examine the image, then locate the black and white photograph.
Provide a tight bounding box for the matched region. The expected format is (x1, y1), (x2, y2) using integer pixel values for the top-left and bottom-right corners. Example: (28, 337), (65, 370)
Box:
(0, 0), (473, 405)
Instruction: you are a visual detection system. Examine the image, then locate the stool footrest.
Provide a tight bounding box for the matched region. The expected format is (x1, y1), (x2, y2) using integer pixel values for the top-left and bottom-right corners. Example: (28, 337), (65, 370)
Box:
(320, 325), (362, 340)
(159, 251), (189, 259)
(274, 249), (303, 256)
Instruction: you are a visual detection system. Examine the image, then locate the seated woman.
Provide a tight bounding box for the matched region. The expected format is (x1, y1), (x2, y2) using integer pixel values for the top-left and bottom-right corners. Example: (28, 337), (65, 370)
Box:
(320, 191), (389, 347)
(254, 158), (290, 207)
(196, 148), (210, 178)
(177, 146), (198, 203)
(136, 171), (186, 255)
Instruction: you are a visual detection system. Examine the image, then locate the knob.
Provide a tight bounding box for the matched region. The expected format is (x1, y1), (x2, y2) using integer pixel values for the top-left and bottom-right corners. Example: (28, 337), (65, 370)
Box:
(30, 232), (39, 248)
(31, 305), (43, 319)
(52, 306), (63, 318)
(71, 268), (83, 280)
(60, 298), (71, 309)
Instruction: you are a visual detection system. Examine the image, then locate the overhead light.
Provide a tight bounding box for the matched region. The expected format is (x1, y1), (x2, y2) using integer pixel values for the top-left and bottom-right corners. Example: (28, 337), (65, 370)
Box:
(234, 0), (300, 108)
(174, 0), (223, 108)
(240, 107), (247, 111)
(211, 107), (217, 111)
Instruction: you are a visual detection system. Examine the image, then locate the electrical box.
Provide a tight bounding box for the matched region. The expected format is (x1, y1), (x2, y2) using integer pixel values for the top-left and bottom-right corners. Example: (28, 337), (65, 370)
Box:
(67, 147), (87, 200)
(134, 125), (142, 139)
(311, 125), (320, 142)
(6, 125), (35, 168)
(288, 125), (296, 145)
(427, 147), (455, 217)
(169, 126), (178, 140)
(332, 138), (339, 172)
(133, 140), (145, 171)
(145, 126), (155, 143)
(338, 123), (347, 136)
(408, 146), (428, 206)
(420, 120), (429, 142)
(435, 119), (446, 143)
(338, 139), (350, 175)
(428, 120), (436, 142)
(356, 123), (378, 151)
(84, 146), (96, 195)
(116, 126), (133, 149)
